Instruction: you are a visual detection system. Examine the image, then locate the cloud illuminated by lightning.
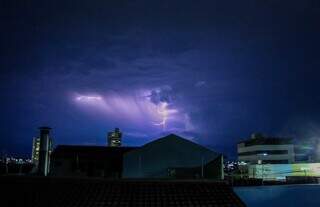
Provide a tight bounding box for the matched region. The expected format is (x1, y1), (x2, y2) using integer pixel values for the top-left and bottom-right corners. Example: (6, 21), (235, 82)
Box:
(73, 90), (184, 132)
(76, 95), (103, 101)
(153, 102), (178, 130)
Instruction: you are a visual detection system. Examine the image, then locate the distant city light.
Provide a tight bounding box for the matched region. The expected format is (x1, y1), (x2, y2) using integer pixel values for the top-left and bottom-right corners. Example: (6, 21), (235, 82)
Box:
(239, 161), (247, 165)
(1, 157), (32, 164)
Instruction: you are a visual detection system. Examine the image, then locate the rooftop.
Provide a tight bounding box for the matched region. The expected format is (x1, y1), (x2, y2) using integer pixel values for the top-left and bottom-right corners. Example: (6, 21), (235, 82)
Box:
(239, 136), (293, 147)
(52, 145), (137, 159)
(1, 176), (245, 207)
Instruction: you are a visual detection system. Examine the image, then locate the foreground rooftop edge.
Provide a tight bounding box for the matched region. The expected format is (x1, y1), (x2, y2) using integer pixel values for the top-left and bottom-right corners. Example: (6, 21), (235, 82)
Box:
(1, 176), (245, 207)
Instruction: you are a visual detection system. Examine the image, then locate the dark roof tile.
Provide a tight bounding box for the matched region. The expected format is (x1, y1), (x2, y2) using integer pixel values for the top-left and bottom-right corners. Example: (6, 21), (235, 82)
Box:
(1, 176), (245, 207)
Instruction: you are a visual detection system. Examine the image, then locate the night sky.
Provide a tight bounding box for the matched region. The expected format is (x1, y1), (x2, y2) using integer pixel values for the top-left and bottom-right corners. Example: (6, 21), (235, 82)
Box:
(1, 0), (320, 158)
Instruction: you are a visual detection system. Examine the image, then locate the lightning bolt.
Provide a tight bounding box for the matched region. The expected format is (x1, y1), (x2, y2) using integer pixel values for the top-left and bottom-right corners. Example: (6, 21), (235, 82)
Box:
(153, 102), (169, 130)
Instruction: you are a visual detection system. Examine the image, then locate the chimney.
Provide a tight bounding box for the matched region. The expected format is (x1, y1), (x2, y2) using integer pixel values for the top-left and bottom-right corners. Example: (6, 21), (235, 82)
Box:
(38, 127), (51, 176)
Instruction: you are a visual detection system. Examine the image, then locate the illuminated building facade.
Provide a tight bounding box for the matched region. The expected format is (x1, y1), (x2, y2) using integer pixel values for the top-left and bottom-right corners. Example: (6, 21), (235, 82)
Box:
(31, 137), (41, 165)
(107, 128), (122, 147)
(237, 133), (295, 164)
(38, 127), (53, 176)
(248, 163), (320, 181)
(31, 127), (53, 175)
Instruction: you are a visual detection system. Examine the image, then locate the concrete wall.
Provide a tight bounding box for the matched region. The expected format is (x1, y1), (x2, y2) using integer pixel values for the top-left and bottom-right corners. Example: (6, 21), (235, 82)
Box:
(238, 144), (295, 164)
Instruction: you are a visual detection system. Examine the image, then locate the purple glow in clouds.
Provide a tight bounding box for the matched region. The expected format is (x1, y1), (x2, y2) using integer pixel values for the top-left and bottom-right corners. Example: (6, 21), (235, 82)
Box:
(76, 95), (103, 101)
(73, 89), (191, 134)
(153, 102), (178, 130)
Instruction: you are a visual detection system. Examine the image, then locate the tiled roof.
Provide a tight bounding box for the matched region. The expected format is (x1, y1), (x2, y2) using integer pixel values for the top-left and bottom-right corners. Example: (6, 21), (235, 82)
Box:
(1, 176), (245, 207)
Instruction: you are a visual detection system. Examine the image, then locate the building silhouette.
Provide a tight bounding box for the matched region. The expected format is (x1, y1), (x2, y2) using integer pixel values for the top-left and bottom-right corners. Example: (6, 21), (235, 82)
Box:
(36, 127), (53, 176)
(51, 134), (224, 180)
(51, 146), (136, 178)
(123, 134), (223, 179)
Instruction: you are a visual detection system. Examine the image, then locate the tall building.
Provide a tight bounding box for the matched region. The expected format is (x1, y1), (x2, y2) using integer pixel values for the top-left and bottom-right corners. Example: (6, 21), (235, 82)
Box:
(107, 128), (122, 147)
(33, 127), (53, 176)
(237, 133), (295, 164)
(31, 137), (41, 165)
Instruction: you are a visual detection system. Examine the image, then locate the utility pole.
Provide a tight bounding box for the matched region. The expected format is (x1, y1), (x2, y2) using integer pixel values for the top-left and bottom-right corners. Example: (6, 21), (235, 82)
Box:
(201, 157), (204, 178)
(5, 153), (8, 174)
(139, 155), (142, 177)
(19, 163), (22, 174)
(262, 164), (264, 185)
(76, 154), (80, 173)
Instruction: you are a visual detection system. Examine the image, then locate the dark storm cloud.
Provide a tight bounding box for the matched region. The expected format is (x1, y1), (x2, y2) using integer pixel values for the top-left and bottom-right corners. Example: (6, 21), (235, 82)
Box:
(1, 0), (320, 157)
(149, 86), (173, 105)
